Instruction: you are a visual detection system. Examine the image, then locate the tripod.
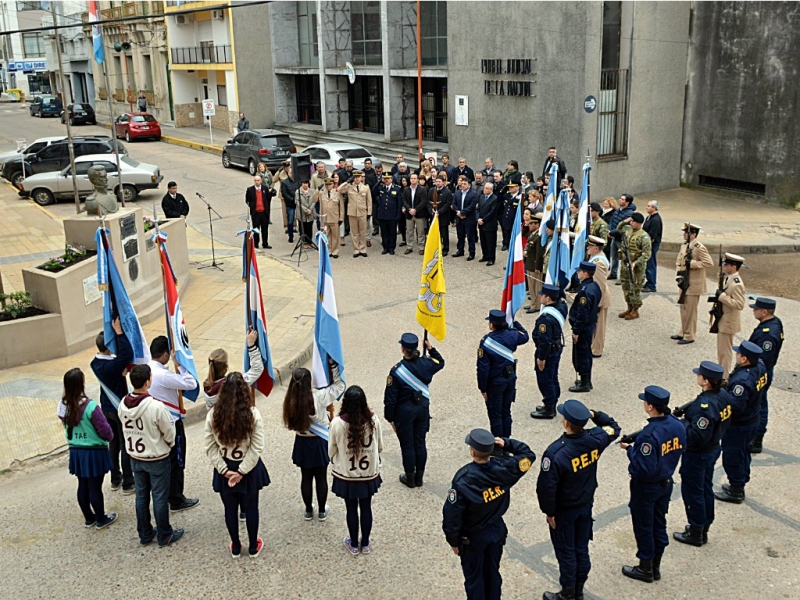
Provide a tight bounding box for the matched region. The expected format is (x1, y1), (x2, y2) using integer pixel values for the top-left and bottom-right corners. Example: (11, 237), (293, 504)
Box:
(196, 192), (224, 271)
(291, 211), (318, 266)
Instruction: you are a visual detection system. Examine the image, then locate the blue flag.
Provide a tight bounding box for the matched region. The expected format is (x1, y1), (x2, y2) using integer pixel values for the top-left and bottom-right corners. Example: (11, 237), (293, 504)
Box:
(568, 163), (592, 279)
(546, 190), (572, 289)
(311, 231), (345, 389)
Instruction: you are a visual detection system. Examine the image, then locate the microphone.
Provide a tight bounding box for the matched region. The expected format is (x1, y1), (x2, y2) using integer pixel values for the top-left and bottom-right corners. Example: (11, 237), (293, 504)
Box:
(196, 192), (205, 199)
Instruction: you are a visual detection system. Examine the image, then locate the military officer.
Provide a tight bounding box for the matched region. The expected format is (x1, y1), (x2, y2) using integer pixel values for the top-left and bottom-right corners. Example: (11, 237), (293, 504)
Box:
(615, 212), (651, 320)
(713, 253), (746, 378)
(542, 219), (556, 276)
(442, 429), (536, 600)
(500, 183), (522, 251)
(673, 361), (732, 547)
(531, 284), (568, 420)
(537, 400), (621, 600)
(313, 178), (342, 257)
(477, 310), (530, 438)
(337, 170), (373, 258)
(619, 386), (686, 584)
(586, 237), (610, 358)
(384, 333), (445, 488)
(568, 262), (602, 393)
(715, 341), (767, 504)
(589, 202), (608, 241)
(524, 213), (545, 313)
(375, 172), (403, 255)
(747, 297), (784, 453)
(672, 223), (714, 345)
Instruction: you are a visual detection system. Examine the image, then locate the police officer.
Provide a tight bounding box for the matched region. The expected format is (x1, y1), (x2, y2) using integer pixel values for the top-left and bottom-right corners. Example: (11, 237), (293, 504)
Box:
(619, 386), (686, 583)
(477, 310), (530, 438)
(500, 182), (522, 251)
(747, 297), (784, 453)
(586, 237), (611, 358)
(713, 253), (747, 378)
(672, 223), (714, 344)
(443, 429), (536, 600)
(537, 400), (621, 600)
(375, 172), (402, 255)
(568, 262), (602, 393)
(531, 284), (568, 420)
(384, 333), (445, 488)
(673, 361), (732, 546)
(615, 212), (651, 320)
(715, 341), (767, 504)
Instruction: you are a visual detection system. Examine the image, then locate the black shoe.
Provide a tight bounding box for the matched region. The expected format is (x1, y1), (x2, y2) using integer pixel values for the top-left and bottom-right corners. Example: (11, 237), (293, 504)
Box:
(501, 245), (508, 251)
(452, 252), (464, 257)
(414, 471), (424, 487)
(442, 250), (448, 256)
(486, 261), (494, 266)
(714, 485), (745, 504)
(622, 559), (654, 583)
(264, 244), (272, 249)
(140, 535), (155, 546)
(158, 528), (185, 547)
(569, 374), (592, 393)
(372, 228), (379, 236)
(652, 554), (662, 581)
(399, 473), (417, 488)
(360, 253), (368, 257)
(381, 250), (389, 255)
(479, 257), (487, 262)
(642, 288), (656, 293)
(170, 498), (200, 513)
(389, 250), (395, 255)
(95, 513), (118, 530)
(677, 339), (694, 345)
(543, 590), (575, 600)
(399, 241), (407, 247)
(574, 581), (585, 600)
(670, 334), (683, 340)
(592, 354), (602, 358)
(353, 254), (359, 258)
(673, 525), (704, 547)
(750, 434), (763, 453)
(531, 405), (556, 419)
(608, 274), (617, 280)
(467, 255), (475, 261)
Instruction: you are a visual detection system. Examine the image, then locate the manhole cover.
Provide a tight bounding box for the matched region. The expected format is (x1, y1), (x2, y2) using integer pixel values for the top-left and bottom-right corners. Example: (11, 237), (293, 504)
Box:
(771, 371), (799, 393)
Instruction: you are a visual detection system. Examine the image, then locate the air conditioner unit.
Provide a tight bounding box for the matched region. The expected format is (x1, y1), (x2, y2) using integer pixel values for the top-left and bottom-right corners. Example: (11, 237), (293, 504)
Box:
(212, 9), (224, 21)
(175, 14), (193, 25)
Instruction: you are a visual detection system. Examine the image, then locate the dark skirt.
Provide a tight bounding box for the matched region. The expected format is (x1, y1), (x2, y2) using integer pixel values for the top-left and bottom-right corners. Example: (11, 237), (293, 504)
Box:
(212, 457), (270, 495)
(291, 435), (329, 469)
(332, 475), (382, 500)
(68, 447), (112, 479)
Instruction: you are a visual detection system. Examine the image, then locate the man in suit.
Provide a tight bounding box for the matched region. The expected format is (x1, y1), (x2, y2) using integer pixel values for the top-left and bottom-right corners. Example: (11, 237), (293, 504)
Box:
(162, 181), (189, 219)
(244, 174), (276, 249)
(450, 157), (475, 189)
(477, 183), (500, 266)
(402, 173), (428, 255)
(542, 146), (567, 179)
(452, 176), (478, 260)
(481, 157), (501, 182)
(428, 174), (453, 256)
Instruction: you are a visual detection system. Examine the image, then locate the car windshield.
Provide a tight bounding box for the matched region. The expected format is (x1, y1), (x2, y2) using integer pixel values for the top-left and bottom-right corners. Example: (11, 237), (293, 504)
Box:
(42, 98), (60, 105)
(131, 115), (156, 122)
(337, 147), (371, 159)
(25, 142), (48, 154)
(121, 156), (140, 168)
(262, 135), (292, 147)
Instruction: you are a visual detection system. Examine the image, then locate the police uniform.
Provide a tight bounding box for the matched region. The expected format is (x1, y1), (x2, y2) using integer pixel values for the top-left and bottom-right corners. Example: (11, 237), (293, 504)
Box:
(715, 253), (746, 378)
(500, 188), (521, 251)
(586, 237), (611, 357)
(477, 310), (530, 438)
(747, 297), (784, 449)
(674, 361), (732, 546)
(616, 212), (651, 319)
(622, 386), (686, 583)
(568, 262), (602, 393)
(536, 400), (621, 600)
(531, 285), (568, 420)
(715, 341), (767, 503)
(443, 429), (536, 600)
(673, 224), (714, 344)
(375, 174), (403, 255)
(313, 178), (342, 257)
(524, 213), (545, 312)
(384, 333), (445, 488)
(337, 171), (373, 256)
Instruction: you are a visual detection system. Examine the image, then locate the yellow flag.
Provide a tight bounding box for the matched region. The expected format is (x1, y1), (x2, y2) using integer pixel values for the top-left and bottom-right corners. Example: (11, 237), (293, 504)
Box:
(416, 214), (447, 341)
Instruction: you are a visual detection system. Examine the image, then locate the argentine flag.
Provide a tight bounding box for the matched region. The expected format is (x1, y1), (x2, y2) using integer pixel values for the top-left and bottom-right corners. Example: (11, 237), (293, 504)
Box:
(312, 231), (345, 390)
(568, 162), (592, 279)
(88, 1), (105, 65)
(546, 189), (572, 289)
(500, 199), (526, 326)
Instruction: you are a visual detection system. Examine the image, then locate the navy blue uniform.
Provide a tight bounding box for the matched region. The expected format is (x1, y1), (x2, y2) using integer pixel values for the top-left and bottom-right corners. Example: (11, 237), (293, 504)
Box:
(626, 415), (686, 560)
(536, 411), (621, 591)
(748, 316), (784, 436)
(533, 301), (567, 407)
(568, 278), (601, 377)
(375, 182), (403, 253)
(500, 193), (522, 249)
(722, 360), (768, 488)
(477, 322), (530, 437)
(384, 348), (445, 476)
(443, 439), (536, 600)
(679, 389), (732, 530)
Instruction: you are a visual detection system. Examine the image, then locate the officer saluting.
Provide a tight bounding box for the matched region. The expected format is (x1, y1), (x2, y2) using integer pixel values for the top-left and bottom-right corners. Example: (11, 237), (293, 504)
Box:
(619, 386), (686, 584)
(531, 284), (568, 420)
(568, 261), (602, 393)
(536, 400), (621, 600)
(477, 309), (529, 438)
(442, 428), (536, 600)
(384, 333), (445, 488)
(747, 297), (784, 453)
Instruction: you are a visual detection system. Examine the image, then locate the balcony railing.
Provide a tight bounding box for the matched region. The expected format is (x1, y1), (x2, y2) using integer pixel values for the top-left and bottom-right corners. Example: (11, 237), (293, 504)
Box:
(171, 45), (232, 65)
(100, 1), (163, 20)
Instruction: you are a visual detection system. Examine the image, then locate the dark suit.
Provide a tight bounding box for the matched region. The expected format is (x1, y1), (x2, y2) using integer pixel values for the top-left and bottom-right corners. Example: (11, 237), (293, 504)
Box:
(477, 193), (500, 262)
(161, 192), (189, 219)
(245, 184), (276, 248)
(453, 188), (478, 257)
(542, 156), (567, 180)
(428, 185), (453, 254)
(450, 165), (475, 188)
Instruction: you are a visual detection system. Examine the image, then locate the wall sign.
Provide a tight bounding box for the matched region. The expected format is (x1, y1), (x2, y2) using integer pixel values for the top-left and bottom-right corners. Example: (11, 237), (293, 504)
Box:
(8, 60), (46, 73)
(584, 95), (597, 113)
(455, 95), (468, 126)
(481, 58), (536, 98)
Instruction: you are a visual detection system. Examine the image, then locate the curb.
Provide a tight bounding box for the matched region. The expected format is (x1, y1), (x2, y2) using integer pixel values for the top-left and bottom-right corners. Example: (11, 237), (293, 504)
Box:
(660, 241), (800, 254)
(160, 134), (223, 156)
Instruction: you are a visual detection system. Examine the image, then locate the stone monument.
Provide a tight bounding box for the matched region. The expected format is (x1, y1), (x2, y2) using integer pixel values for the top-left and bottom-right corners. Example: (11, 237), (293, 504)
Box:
(83, 165), (119, 216)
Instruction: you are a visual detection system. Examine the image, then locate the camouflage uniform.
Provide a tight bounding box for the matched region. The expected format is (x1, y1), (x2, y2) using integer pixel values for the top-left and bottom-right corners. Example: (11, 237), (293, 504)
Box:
(617, 221), (652, 316)
(590, 216), (609, 242)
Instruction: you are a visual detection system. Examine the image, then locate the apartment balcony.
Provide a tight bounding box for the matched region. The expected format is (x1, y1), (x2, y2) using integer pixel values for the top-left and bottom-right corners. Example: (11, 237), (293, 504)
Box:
(100, 1), (164, 20)
(170, 45), (232, 66)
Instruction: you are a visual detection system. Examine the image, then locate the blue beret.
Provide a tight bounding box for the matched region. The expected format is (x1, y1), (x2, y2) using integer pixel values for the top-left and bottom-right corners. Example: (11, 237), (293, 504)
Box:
(578, 260), (596, 274)
(692, 360), (724, 380)
(538, 283), (561, 299)
(733, 340), (763, 362)
(638, 385), (670, 406)
(557, 399), (591, 427)
(749, 297), (776, 311)
(399, 333), (419, 349)
(465, 428), (495, 453)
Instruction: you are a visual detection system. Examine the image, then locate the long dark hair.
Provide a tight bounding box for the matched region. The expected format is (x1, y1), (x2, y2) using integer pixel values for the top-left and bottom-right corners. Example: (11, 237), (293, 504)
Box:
(212, 372), (255, 447)
(339, 386), (374, 458)
(283, 368), (313, 432)
(62, 368), (86, 427)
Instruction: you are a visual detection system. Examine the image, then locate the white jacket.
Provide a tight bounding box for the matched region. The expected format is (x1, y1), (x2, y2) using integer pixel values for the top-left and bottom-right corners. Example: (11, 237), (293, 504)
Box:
(329, 414), (384, 482)
(202, 346), (264, 408)
(117, 393), (175, 461)
(204, 406), (266, 475)
(296, 364), (344, 437)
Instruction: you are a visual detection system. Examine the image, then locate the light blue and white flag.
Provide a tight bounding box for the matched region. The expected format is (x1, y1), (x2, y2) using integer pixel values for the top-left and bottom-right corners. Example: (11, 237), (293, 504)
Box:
(311, 231), (345, 390)
(568, 162), (592, 279)
(540, 162), (559, 246)
(88, 1), (105, 65)
(546, 189), (572, 289)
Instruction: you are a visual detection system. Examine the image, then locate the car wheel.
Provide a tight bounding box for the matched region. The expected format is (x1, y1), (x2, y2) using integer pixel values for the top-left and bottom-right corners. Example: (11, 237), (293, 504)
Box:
(125, 131), (131, 143)
(60, 115), (65, 124)
(222, 152), (231, 168)
(90, 119), (97, 125)
(116, 184), (138, 202)
(155, 136), (161, 142)
(248, 158), (256, 176)
(32, 188), (55, 206)
(69, 117), (74, 126)
(10, 171), (25, 188)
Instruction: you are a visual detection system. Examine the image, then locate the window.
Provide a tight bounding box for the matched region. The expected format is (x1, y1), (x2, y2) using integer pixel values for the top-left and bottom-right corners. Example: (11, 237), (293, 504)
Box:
(337, 147), (371, 160)
(16, 1), (41, 11)
(94, 161), (119, 173)
(351, 1), (381, 66)
(217, 84), (227, 106)
(113, 56), (123, 91)
(307, 147), (330, 160)
(142, 55), (153, 90)
(22, 32), (45, 57)
(233, 132), (247, 144)
(38, 145), (64, 160)
(419, 1), (447, 67)
(66, 162), (93, 177)
(597, 0), (629, 158)
(131, 115), (156, 122)
(262, 135), (293, 147)
(297, 1), (318, 67)
(26, 141), (49, 154)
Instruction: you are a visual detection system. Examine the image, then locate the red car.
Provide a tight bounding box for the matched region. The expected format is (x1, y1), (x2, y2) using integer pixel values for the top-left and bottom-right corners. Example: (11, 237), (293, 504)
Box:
(114, 112), (162, 142)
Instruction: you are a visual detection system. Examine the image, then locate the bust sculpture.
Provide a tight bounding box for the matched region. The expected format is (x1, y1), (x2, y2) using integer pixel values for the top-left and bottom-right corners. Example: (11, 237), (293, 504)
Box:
(83, 165), (119, 215)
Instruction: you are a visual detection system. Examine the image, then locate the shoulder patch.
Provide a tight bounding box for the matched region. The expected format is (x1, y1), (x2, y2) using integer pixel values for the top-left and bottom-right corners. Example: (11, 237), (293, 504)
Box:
(541, 457), (551, 471)
(478, 347), (484, 358)
(734, 277), (741, 284)
(448, 488), (457, 503)
(732, 384), (744, 397)
(762, 328), (770, 332)
(580, 296), (587, 305)
(763, 341), (773, 351)
(640, 443), (652, 456)
(386, 376), (393, 386)
(602, 425), (615, 436)
(518, 457), (532, 473)
(697, 417), (709, 430)
(539, 324), (547, 333)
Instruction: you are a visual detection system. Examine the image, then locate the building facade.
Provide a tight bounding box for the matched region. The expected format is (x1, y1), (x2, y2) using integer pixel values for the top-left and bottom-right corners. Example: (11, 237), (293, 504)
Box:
(0, 1), (54, 97)
(44, 1), (98, 107)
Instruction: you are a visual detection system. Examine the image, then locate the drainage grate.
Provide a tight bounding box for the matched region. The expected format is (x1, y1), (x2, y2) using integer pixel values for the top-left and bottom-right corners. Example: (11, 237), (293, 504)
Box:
(698, 175), (766, 196)
(770, 371), (799, 394)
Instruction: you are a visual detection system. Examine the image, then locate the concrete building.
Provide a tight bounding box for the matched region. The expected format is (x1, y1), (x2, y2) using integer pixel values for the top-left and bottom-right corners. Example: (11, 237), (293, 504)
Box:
(0, 1), (54, 98)
(43, 1), (98, 107)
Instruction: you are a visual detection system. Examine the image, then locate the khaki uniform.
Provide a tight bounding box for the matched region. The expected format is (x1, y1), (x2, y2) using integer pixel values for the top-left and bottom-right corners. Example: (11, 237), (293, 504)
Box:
(337, 181), (372, 255)
(617, 223), (651, 310)
(589, 254), (611, 356)
(524, 230), (545, 311)
(675, 240), (713, 341)
(314, 188), (342, 256)
(716, 272), (746, 377)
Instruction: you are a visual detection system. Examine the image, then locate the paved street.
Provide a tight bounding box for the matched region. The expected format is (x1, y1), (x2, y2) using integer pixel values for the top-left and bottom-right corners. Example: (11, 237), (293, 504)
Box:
(1, 108), (799, 599)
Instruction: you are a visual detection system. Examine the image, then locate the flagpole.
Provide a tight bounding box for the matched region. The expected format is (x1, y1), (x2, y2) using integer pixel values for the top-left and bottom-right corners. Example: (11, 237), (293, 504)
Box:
(244, 215), (253, 330)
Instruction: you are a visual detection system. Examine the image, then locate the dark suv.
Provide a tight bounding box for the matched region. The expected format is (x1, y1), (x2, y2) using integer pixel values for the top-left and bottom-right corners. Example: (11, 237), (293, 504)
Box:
(29, 95), (64, 118)
(60, 103), (97, 126)
(222, 129), (296, 174)
(2, 136), (127, 188)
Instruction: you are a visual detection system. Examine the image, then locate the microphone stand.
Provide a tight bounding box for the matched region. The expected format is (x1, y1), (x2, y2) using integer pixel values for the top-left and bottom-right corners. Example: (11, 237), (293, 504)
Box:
(196, 192), (224, 271)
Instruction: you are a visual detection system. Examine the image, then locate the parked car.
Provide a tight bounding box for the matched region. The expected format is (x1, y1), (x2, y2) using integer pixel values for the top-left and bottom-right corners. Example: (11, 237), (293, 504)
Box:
(303, 143), (377, 174)
(29, 95), (63, 118)
(2, 136), (127, 189)
(221, 129), (296, 174)
(0, 136), (66, 168)
(19, 154), (162, 206)
(60, 103), (97, 126)
(114, 112), (162, 142)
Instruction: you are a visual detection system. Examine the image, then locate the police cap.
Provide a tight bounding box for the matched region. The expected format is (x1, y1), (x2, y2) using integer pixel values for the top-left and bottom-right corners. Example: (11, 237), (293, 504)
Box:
(683, 222), (701, 233)
(733, 340), (763, 362)
(465, 428), (495, 453)
(692, 360), (724, 380)
(577, 260), (596, 274)
(557, 399), (591, 427)
(723, 252), (745, 266)
(382, 173), (393, 180)
(631, 212), (645, 223)
(507, 182), (519, 189)
(538, 283), (561, 299)
(587, 235), (605, 248)
(749, 297), (776, 310)
(590, 202), (602, 212)
(324, 177), (333, 184)
(485, 309), (506, 324)
(352, 170), (364, 177)
(532, 212), (544, 223)
(398, 333), (419, 349)
(638, 385), (670, 406)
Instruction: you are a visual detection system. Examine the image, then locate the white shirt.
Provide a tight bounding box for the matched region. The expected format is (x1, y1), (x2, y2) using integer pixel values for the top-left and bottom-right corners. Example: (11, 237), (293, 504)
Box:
(147, 360), (198, 422)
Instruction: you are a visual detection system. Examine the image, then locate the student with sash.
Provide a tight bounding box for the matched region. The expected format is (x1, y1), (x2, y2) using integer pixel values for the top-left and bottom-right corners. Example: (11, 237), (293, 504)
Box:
(282, 365), (344, 521)
(58, 368), (118, 530)
(91, 317), (134, 494)
(384, 333), (445, 488)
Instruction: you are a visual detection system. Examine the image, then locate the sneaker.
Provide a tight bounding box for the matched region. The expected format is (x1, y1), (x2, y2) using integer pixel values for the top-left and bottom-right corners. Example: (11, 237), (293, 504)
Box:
(170, 498), (200, 512)
(110, 482), (121, 491)
(318, 505), (331, 521)
(239, 512), (247, 522)
(158, 528), (185, 547)
(360, 539), (372, 555)
(230, 542), (241, 559)
(122, 487), (135, 496)
(140, 536), (155, 546)
(95, 513), (118, 530)
(304, 505), (315, 521)
(84, 518), (96, 528)
(249, 538), (264, 559)
(343, 537), (360, 556)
